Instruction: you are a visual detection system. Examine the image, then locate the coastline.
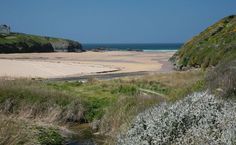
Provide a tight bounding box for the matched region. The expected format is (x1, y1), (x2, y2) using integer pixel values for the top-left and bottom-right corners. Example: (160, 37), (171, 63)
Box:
(143, 49), (177, 52)
(0, 51), (175, 80)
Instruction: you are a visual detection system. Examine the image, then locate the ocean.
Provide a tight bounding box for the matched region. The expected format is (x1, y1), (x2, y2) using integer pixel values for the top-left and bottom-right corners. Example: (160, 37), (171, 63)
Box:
(82, 43), (183, 52)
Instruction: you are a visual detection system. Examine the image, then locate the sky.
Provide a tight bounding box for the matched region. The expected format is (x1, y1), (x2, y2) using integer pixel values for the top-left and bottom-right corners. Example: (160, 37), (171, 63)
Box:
(0, 0), (236, 43)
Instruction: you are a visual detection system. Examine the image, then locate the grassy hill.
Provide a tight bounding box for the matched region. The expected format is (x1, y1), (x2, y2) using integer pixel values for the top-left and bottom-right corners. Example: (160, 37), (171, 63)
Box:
(0, 32), (84, 53)
(170, 15), (236, 70)
(0, 70), (205, 144)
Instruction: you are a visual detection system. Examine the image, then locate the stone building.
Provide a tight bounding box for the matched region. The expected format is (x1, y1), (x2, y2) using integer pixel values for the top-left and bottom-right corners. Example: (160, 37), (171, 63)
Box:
(0, 24), (10, 34)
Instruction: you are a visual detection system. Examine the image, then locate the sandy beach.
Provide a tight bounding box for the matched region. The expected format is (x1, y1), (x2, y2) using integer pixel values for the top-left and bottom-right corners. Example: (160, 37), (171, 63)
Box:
(0, 51), (174, 79)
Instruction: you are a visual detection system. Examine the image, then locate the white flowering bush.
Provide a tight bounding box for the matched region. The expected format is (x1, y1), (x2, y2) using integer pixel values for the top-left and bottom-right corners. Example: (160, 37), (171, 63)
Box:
(117, 92), (236, 145)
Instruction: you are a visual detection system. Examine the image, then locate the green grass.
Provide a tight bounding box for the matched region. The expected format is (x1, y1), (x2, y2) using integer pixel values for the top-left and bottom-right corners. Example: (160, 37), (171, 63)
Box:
(46, 70), (205, 143)
(98, 70), (205, 141)
(0, 70), (205, 124)
(37, 126), (64, 145)
(0, 79), (75, 107)
(0, 33), (50, 45)
(47, 78), (171, 122)
(0, 32), (82, 53)
(0, 78), (84, 123)
(0, 70), (205, 144)
(0, 33), (74, 46)
(0, 115), (35, 145)
(171, 15), (236, 69)
(0, 114), (64, 145)
(47, 81), (118, 121)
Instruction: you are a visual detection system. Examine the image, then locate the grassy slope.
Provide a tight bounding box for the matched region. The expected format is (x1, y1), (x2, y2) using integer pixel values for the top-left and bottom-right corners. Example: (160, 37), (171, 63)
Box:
(0, 78), (84, 123)
(0, 32), (82, 52)
(170, 15), (236, 69)
(48, 70), (204, 122)
(48, 70), (205, 143)
(0, 33), (57, 46)
(99, 71), (205, 140)
(0, 71), (205, 144)
(0, 115), (64, 145)
(0, 78), (83, 145)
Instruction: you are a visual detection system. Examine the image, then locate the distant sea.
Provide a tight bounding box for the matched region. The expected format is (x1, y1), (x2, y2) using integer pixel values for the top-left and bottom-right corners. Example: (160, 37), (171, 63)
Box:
(82, 43), (183, 52)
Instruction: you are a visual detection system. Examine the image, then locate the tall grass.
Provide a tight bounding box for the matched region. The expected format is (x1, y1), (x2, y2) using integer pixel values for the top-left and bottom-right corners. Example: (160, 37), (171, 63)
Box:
(206, 60), (236, 98)
(0, 114), (64, 145)
(97, 70), (205, 144)
(0, 78), (84, 123)
(0, 115), (36, 145)
(0, 70), (205, 144)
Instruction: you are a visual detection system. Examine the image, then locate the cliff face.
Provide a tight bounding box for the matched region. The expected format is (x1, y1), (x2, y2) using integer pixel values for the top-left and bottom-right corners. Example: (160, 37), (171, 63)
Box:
(0, 32), (84, 53)
(170, 15), (236, 70)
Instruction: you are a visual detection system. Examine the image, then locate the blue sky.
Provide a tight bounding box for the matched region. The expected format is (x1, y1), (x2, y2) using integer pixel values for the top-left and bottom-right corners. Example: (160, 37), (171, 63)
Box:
(0, 0), (235, 43)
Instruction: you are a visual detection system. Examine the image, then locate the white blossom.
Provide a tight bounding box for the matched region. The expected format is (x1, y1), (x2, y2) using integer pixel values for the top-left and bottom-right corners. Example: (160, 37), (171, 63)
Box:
(117, 92), (236, 145)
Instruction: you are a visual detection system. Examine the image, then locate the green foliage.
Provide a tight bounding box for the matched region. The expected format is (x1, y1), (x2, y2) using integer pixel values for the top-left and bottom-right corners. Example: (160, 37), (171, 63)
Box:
(48, 79), (170, 122)
(84, 97), (112, 121)
(48, 81), (117, 122)
(0, 79), (74, 107)
(0, 115), (65, 145)
(171, 15), (236, 69)
(0, 79), (84, 123)
(0, 70), (205, 125)
(37, 127), (64, 145)
(0, 33), (50, 45)
(0, 70), (205, 144)
(98, 71), (205, 142)
(114, 84), (137, 95)
(0, 32), (82, 53)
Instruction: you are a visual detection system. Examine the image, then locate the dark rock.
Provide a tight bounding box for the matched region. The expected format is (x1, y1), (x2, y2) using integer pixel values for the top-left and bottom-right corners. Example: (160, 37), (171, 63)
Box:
(0, 42), (54, 53)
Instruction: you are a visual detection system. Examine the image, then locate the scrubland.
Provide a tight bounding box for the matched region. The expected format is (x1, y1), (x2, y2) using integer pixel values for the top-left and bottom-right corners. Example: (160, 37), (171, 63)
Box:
(0, 69), (205, 144)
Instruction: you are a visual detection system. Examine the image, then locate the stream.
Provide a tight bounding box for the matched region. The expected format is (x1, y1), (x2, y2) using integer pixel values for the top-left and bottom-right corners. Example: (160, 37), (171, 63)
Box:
(65, 123), (107, 145)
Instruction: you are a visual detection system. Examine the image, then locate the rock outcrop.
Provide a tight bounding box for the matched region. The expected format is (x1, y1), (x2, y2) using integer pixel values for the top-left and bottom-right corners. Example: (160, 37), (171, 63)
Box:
(170, 15), (236, 70)
(0, 32), (84, 53)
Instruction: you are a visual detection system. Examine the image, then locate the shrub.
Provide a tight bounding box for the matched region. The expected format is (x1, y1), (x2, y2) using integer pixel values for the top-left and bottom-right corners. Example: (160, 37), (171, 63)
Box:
(206, 60), (236, 98)
(118, 92), (236, 145)
(37, 127), (64, 145)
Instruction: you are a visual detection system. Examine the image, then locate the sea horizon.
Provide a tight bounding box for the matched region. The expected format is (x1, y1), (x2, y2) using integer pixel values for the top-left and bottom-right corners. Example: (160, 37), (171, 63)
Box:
(82, 43), (183, 52)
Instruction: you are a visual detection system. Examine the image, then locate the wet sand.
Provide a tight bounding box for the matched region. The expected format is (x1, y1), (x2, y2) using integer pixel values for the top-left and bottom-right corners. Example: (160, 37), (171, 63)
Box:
(0, 51), (175, 79)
